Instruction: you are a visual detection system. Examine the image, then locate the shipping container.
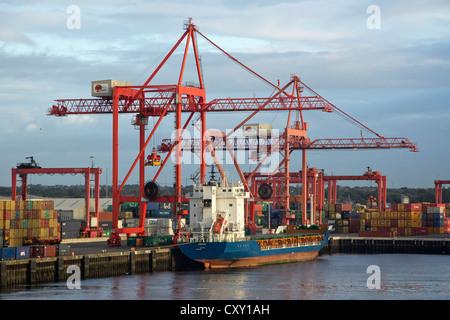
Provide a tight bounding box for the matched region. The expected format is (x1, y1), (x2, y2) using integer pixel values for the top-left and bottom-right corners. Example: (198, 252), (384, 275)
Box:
(61, 220), (83, 232)
(127, 236), (145, 247)
(242, 123), (272, 137)
(30, 245), (56, 258)
(15, 246), (30, 259)
(91, 79), (132, 97)
(98, 211), (112, 222)
(358, 230), (395, 237)
(341, 210), (359, 219)
(57, 244), (71, 256)
(1, 248), (16, 260)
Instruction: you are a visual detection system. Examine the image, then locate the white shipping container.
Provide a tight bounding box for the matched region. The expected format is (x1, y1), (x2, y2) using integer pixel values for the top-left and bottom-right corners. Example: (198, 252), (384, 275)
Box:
(158, 218), (172, 228)
(91, 79), (132, 97)
(90, 217), (98, 228)
(145, 218), (158, 227)
(427, 206), (444, 214)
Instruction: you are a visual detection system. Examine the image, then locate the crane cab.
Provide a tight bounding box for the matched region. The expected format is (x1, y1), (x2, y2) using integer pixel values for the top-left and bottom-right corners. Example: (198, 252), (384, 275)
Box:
(145, 149), (162, 166)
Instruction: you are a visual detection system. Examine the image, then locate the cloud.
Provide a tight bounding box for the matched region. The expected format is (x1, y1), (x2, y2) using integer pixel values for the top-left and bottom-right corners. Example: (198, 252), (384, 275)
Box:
(0, 0), (449, 187)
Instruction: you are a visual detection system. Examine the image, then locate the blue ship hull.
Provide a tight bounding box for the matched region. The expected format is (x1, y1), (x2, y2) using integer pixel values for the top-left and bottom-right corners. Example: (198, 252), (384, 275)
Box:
(180, 229), (331, 268)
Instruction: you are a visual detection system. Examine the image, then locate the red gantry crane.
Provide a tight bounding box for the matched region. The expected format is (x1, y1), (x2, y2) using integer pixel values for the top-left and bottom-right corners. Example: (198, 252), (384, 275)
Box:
(11, 158), (103, 238)
(47, 18), (418, 245)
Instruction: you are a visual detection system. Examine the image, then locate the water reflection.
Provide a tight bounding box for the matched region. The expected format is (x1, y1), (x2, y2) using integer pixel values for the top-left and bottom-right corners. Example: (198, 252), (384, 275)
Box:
(1, 254), (450, 300)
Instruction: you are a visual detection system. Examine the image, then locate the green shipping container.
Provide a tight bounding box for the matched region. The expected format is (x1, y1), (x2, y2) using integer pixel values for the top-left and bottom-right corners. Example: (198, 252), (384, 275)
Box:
(158, 235), (173, 246)
(144, 235), (173, 247)
(102, 229), (112, 237)
(127, 236), (145, 247)
(144, 236), (159, 247)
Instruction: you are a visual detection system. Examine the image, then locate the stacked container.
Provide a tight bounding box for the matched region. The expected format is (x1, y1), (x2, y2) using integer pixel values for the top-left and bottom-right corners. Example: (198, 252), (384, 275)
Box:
(98, 211), (112, 237)
(0, 200), (60, 247)
(422, 203), (447, 234)
(360, 203), (450, 236)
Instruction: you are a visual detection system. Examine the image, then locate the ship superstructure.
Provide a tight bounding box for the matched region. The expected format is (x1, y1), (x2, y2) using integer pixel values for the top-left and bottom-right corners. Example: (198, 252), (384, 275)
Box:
(187, 176), (250, 243)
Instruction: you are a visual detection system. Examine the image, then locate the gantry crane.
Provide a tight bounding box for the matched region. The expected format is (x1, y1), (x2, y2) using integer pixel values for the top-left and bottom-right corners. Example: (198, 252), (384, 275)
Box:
(11, 162), (103, 238)
(435, 180), (450, 204)
(47, 18), (418, 245)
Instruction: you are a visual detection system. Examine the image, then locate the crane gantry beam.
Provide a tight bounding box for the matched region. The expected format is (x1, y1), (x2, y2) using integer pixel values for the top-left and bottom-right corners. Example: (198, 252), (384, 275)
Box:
(157, 136), (418, 152)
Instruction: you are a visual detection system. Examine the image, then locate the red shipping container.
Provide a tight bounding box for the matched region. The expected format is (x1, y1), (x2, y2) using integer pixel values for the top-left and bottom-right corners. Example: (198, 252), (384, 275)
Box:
(99, 211), (113, 222)
(44, 245), (56, 257)
(359, 230), (395, 237)
(4, 210), (10, 220)
(254, 204), (263, 212)
(397, 227), (405, 235)
(30, 245), (45, 258)
(404, 203), (422, 212)
(336, 203), (352, 213)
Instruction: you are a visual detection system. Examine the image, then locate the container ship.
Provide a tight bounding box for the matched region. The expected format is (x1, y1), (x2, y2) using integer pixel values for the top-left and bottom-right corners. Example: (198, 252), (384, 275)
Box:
(179, 175), (331, 268)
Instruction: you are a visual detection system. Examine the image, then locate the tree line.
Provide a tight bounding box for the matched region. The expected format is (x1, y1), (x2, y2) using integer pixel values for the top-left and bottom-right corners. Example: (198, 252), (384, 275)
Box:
(1, 184), (448, 204)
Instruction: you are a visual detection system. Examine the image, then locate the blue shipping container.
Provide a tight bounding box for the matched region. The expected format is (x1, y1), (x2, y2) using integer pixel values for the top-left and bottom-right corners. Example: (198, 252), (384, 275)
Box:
(147, 202), (159, 210)
(342, 211), (359, 219)
(15, 246), (30, 259)
(1, 248), (16, 260)
(433, 219), (444, 227)
(150, 209), (172, 218)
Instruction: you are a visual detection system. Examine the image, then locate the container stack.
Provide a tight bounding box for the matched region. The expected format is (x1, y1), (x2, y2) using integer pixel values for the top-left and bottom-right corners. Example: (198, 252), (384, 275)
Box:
(422, 203), (448, 234)
(60, 220), (82, 239)
(325, 203), (357, 234)
(98, 211), (112, 238)
(360, 203), (450, 236)
(0, 200), (60, 247)
(254, 203), (266, 228)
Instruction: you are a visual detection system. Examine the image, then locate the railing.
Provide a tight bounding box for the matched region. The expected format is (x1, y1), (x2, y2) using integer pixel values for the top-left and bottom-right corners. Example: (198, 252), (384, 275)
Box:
(256, 234), (323, 250)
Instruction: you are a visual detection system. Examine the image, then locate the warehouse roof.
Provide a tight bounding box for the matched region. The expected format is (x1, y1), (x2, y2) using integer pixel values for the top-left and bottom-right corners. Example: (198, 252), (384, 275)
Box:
(49, 198), (112, 211)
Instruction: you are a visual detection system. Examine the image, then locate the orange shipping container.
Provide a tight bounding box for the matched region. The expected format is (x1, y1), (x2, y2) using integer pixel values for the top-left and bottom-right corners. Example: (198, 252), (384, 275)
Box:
(411, 219), (422, 228)
(434, 227), (444, 234)
(99, 211), (113, 222)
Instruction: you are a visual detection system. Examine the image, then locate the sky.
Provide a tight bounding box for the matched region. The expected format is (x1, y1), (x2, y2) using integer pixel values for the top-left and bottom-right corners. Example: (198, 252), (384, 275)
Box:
(0, 0), (449, 190)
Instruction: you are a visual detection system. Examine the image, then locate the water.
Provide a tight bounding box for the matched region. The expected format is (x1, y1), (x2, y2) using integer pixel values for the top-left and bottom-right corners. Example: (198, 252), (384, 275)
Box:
(1, 253), (450, 300)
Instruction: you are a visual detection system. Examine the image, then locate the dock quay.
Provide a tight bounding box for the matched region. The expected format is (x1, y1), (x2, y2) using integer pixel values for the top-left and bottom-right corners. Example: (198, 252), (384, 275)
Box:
(0, 233), (449, 288)
(323, 233), (450, 255)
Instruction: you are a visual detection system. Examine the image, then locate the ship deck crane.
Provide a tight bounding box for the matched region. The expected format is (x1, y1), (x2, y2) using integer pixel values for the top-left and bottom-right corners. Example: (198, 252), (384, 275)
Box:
(47, 18), (418, 244)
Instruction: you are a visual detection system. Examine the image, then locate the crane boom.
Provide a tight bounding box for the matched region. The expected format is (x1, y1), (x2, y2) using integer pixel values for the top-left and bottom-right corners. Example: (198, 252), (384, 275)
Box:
(157, 136), (418, 152)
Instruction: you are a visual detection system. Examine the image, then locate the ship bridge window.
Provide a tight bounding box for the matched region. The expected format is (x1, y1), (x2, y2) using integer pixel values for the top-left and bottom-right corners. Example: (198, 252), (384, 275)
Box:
(203, 199), (212, 208)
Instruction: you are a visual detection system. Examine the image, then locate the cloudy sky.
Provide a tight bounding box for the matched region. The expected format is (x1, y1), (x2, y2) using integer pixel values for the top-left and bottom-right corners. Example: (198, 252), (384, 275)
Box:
(1, 0), (449, 190)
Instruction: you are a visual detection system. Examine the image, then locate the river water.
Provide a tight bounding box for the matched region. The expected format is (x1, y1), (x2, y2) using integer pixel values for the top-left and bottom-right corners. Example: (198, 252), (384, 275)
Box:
(1, 253), (449, 301)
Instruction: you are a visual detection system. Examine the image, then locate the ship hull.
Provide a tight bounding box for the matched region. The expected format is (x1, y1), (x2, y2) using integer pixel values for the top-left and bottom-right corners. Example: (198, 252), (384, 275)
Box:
(180, 229), (331, 268)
